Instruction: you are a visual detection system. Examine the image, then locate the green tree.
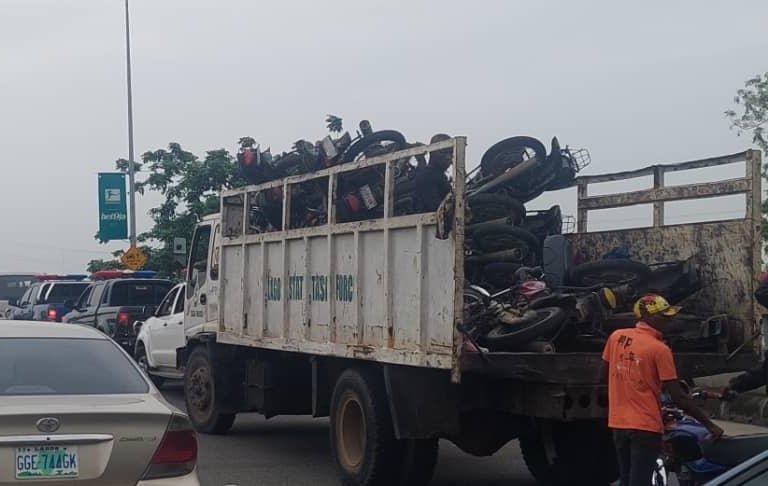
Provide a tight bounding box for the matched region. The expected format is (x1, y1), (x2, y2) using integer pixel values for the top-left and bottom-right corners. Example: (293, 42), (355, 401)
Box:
(726, 72), (768, 251)
(726, 72), (768, 153)
(103, 143), (245, 276)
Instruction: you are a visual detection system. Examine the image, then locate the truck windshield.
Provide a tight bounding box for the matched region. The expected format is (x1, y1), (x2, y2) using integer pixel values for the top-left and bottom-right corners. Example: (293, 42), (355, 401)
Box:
(109, 281), (172, 307)
(43, 283), (89, 304)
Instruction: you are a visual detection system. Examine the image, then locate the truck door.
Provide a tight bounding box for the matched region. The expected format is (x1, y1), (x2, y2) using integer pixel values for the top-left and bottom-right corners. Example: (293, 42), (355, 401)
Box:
(185, 223), (213, 336)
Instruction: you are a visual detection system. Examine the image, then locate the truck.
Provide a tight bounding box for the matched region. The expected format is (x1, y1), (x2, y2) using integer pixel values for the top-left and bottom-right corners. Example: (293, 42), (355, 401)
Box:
(178, 138), (762, 486)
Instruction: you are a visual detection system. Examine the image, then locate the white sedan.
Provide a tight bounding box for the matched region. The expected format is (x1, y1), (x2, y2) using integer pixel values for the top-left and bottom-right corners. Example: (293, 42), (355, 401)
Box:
(0, 321), (200, 485)
(134, 283), (186, 386)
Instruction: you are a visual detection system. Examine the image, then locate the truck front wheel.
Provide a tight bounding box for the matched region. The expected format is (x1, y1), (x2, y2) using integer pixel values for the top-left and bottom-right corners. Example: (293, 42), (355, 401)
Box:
(519, 419), (618, 486)
(184, 346), (236, 434)
(329, 368), (438, 486)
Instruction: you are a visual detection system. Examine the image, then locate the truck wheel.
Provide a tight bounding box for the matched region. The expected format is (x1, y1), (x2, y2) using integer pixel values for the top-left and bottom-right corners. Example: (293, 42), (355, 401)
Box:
(135, 344), (164, 387)
(184, 347), (236, 435)
(330, 368), (402, 486)
(519, 419), (618, 486)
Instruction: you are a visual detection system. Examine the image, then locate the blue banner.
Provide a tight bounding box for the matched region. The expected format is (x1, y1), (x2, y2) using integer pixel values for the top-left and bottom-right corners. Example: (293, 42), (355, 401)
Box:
(97, 173), (128, 241)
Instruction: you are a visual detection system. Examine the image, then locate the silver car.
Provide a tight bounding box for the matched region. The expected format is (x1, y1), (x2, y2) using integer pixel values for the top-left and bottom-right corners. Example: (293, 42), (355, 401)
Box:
(0, 321), (200, 485)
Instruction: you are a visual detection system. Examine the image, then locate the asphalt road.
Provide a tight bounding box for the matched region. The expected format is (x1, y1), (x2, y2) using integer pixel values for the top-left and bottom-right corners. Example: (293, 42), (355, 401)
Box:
(160, 384), (538, 486)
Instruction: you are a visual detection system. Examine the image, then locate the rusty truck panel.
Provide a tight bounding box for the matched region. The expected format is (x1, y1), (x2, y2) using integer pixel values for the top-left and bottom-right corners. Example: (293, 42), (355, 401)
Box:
(570, 150), (762, 340)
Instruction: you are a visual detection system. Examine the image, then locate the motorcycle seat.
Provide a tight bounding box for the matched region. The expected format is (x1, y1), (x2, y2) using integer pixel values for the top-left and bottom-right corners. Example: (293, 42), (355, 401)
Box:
(701, 434), (768, 467)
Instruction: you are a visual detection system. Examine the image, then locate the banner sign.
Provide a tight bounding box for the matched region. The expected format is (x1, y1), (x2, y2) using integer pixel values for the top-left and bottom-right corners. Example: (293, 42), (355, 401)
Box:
(97, 172), (128, 241)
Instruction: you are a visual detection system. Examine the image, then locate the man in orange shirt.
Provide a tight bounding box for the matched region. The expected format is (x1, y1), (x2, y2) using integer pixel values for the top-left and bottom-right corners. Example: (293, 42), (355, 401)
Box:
(602, 294), (723, 486)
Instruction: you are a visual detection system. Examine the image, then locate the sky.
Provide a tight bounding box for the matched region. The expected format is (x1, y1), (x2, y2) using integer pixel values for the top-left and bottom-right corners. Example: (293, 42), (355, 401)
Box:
(0, 0), (766, 273)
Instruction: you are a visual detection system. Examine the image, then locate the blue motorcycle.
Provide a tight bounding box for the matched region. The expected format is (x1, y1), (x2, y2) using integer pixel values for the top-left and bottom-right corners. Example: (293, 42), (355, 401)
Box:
(653, 389), (768, 486)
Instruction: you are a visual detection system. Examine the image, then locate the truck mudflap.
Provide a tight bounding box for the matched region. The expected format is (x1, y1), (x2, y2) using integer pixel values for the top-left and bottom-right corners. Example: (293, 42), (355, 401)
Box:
(460, 351), (759, 384)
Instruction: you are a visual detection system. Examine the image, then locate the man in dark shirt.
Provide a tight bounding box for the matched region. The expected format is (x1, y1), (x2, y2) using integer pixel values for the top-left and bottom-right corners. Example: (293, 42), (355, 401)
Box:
(413, 134), (452, 213)
(723, 272), (768, 395)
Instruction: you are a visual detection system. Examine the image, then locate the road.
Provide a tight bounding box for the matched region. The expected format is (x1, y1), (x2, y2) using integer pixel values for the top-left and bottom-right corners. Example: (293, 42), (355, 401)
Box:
(162, 384), (768, 486)
(160, 384), (538, 486)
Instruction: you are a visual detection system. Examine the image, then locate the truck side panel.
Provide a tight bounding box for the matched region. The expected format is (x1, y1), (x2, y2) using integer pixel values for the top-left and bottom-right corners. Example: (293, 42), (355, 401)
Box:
(217, 138), (466, 370)
(219, 223), (456, 367)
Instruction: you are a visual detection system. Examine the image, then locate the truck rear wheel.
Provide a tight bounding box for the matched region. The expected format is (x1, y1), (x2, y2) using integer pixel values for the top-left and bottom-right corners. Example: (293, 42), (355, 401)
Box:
(184, 347), (236, 435)
(330, 368), (438, 486)
(519, 419), (617, 486)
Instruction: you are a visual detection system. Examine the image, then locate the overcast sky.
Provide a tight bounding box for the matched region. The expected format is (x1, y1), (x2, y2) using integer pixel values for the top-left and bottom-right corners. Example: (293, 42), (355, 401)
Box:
(1, 0), (766, 273)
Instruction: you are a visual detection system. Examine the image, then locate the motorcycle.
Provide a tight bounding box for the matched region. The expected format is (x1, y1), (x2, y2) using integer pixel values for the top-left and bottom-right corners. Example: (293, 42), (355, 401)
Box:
(467, 135), (590, 203)
(653, 389), (768, 486)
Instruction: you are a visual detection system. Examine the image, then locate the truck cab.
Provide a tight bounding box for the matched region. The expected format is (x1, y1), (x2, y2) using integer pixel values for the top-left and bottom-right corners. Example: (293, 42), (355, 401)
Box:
(184, 213), (221, 339)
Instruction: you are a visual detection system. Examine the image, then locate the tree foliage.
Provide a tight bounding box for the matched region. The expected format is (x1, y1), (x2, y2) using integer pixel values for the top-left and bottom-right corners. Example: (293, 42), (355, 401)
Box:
(726, 72), (768, 153)
(726, 72), (768, 251)
(96, 143), (246, 276)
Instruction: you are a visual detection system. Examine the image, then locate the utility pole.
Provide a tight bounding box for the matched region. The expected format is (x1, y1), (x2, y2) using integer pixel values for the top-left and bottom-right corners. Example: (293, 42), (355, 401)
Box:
(124, 0), (137, 247)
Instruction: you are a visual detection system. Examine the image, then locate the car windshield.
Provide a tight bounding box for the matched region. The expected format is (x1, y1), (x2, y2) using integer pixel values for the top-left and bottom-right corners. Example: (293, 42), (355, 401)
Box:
(0, 338), (149, 395)
(109, 281), (172, 307)
(43, 283), (89, 304)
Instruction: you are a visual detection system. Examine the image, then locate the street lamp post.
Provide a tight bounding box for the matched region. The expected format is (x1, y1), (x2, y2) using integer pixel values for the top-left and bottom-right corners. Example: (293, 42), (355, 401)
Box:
(124, 0), (137, 248)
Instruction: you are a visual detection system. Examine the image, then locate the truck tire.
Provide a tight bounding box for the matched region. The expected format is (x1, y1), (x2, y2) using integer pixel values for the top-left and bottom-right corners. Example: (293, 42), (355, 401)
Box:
(184, 347), (236, 435)
(519, 419), (618, 486)
(331, 368), (436, 486)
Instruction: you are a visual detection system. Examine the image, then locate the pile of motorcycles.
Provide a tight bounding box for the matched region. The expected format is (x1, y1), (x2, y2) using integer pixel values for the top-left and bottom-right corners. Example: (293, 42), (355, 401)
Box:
(236, 117), (732, 354)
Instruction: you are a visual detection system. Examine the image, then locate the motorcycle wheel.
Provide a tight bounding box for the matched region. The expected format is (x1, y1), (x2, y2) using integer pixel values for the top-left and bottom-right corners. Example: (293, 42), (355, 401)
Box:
(484, 307), (566, 349)
(480, 136), (547, 178)
(569, 259), (652, 286)
(467, 193), (526, 225)
(340, 130), (408, 164)
(471, 224), (541, 265)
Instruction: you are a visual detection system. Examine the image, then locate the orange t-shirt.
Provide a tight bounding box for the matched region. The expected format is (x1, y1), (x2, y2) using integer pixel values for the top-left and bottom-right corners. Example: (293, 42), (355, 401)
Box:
(601, 322), (678, 433)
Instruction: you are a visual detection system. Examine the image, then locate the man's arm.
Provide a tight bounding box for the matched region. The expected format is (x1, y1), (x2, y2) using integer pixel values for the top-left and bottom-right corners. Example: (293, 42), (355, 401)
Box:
(664, 380), (724, 439)
(726, 361), (766, 394)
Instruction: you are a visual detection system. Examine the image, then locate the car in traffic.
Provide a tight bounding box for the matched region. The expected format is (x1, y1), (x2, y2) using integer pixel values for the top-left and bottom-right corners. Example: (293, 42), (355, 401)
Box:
(134, 283), (186, 386)
(0, 320), (199, 485)
(63, 274), (173, 352)
(0, 273), (35, 318)
(8, 278), (89, 322)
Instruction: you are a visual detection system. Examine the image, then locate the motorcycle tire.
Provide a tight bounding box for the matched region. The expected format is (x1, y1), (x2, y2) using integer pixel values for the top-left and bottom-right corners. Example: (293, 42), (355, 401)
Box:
(471, 224), (541, 265)
(484, 306), (566, 349)
(340, 130), (408, 164)
(467, 193), (526, 225)
(569, 259), (652, 287)
(480, 136), (547, 178)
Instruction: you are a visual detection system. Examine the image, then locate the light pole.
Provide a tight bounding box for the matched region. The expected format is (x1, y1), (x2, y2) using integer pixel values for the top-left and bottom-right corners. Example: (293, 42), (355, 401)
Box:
(124, 0), (137, 248)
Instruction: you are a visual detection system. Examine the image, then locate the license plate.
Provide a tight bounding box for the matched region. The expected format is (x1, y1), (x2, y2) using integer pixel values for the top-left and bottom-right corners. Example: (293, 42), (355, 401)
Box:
(359, 185), (378, 210)
(16, 446), (79, 479)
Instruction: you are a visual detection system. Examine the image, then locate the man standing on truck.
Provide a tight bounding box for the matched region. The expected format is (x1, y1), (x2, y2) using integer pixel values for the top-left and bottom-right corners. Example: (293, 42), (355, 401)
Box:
(413, 133), (453, 213)
(602, 294), (724, 486)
